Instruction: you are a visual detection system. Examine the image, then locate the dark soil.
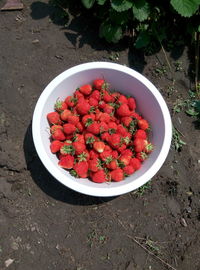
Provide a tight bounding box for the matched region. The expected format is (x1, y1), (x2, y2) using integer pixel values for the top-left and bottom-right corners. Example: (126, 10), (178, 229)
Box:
(1, 1), (200, 270)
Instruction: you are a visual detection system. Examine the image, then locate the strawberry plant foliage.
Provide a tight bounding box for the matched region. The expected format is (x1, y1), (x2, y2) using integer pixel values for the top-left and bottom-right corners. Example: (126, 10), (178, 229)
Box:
(170, 0), (200, 17)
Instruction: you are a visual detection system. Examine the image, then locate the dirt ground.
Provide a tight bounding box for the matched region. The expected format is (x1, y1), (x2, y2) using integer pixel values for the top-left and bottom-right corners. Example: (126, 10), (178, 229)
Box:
(1, 1), (200, 270)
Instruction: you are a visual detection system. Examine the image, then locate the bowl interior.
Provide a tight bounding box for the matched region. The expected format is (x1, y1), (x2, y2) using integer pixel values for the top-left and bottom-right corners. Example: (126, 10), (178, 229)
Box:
(33, 63), (171, 196)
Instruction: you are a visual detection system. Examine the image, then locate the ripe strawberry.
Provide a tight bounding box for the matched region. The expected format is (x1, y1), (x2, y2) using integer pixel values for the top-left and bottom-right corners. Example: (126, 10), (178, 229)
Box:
(50, 140), (63, 153)
(76, 121), (84, 132)
(60, 143), (75, 156)
(104, 145), (112, 152)
(88, 97), (98, 106)
(100, 151), (112, 162)
(117, 124), (127, 136)
(110, 168), (124, 182)
(107, 159), (118, 170)
(54, 99), (67, 112)
(111, 92), (120, 100)
(88, 158), (101, 172)
(93, 79), (105, 90)
(127, 97), (136, 110)
(121, 149), (133, 158)
(72, 141), (86, 155)
(51, 129), (65, 141)
(108, 133), (121, 149)
(112, 150), (119, 159)
(82, 114), (95, 126)
(76, 101), (90, 115)
(91, 169), (107, 183)
(118, 94), (128, 104)
(74, 89), (84, 100)
(99, 122), (108, 133)
(99, 112), (111, 123)
(117, 144), (127, 153)
(138, 119), (149, 130)
(65, 96), (77, 107)
(73, 161), (89, 178)
(60, 109), (72, 121)
(58, 155), (74, 169)
(77, 150), (90, 162)
(73, 134), (85, 144)
(123, 165), (135, 175)
(131, 111), (142, 120)
(108, 122), (118, 130)
(103, 104), (114, 114)
(79, 84), (92, 95)
(133, 138), (146, 152)
(98, 100), (106, 109)
(144, 141), (154, 153)
(121, 117), (132, 127)
(85, 133), (96, 145)
(136, 152), (148, 162)
(86, 121), (100, 135)
(134, 129), (147, 139)
(118, 155), (131, 166)
(47, 112), (61, 125)
(100, 132), (111, 142)
(63, 123), (76, 135)
(50, 124), (63, 134)
(93, 141), (105, 153)
(130, 158), (141, 170)
(66, 115), (79, 125)
(116, 104), (131, 117)
(89, 149), (99, 159)
(90, 90), (100, 101)
(102, 90), (114, 103)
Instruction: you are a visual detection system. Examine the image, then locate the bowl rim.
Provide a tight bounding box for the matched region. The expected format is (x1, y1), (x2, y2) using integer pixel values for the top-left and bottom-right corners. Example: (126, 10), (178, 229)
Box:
(32, 61), (172, 197)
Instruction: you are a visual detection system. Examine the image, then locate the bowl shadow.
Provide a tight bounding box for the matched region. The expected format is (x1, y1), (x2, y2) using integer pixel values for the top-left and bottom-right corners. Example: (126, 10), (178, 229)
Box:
(23, 122), (116, 205)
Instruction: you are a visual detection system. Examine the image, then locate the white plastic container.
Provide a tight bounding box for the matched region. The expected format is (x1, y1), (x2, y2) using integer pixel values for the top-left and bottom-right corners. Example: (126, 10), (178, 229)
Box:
(32, 62), (172, 197)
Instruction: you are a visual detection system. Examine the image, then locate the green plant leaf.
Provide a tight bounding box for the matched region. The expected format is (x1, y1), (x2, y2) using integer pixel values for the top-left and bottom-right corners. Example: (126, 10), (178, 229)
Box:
(170, 0), (200, 17)
(135, 31), (151, 48)
(132, 0), (151, 22)
(81, 0), (95, 9)
(97, 0), (107, 4)
(194, 100), (200, 113)
(109, 9), (129, 25)
(111, 0), (133, 12)
(99, 21), (123, 43)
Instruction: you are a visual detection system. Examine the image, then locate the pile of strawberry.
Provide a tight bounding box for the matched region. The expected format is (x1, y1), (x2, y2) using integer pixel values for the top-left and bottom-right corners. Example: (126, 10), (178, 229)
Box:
(47, 78), (153, 183)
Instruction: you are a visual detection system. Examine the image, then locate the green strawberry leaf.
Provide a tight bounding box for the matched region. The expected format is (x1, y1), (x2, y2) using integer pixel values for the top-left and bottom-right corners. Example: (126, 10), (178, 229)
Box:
(81, 0), (95, 9)
(132, 0), (151, 22)
(170, 0), (200, 17)
(111, 0), (133, 12)
(97, 0), (107, 4)
(135, 31), (151, 48)
(109, 9), (129, 25)
(99, 21), (123, 43)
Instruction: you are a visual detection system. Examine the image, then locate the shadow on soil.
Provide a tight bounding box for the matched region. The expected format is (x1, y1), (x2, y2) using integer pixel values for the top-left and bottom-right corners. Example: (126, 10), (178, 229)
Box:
(23, 123), (116, 205)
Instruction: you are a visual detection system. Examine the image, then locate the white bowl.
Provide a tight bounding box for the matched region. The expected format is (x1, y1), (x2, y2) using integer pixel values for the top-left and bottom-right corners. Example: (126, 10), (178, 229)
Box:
(32, 62), (172, 197)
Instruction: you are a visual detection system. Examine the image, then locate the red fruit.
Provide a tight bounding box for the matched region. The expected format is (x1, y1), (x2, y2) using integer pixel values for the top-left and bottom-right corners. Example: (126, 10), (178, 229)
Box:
(79, 84), (92, 95)
(54, 99), (68, 112)
(65, 96), (77, 107)
(73, 134), (85, 144)
(121, 117), (132, 127)
(89, 97), (98, 106)
(74, 90), (84, 100)
(130, 158), (141, 170)
(100, 132), (111, 142)
(136, 152), (148, 162)
(50, 140), (63, 153)
(60, 142), (74, 156)
(88, 158), (101, 172)
(51, 129), (65, 141)
(108, 122), (117, 130)
(50, 125), (63, 134)
(108, 133), (121, 148)
(133, 138), (146, 152)
(121, 149), (133, 158)
(77, 150), (90, 162)
(72, 141), (86, 155)
(117, 144), (127, 153)
(100, 151), (112, 162)
(134, 129), (147, 139)
(58, 155), (74, 169)
(110, 168), (124, 182)
(116, 104), (131, 117)
(93, 141), (105, 153)
(76, 122), (84, 132)
(131, 111), (142, 120)
(91, 170), (107, 183)
(118, 155), (131, 166)
(99, 122), (108, 133)
(107, 159), (118, 170)
(104, 145), (112, 152)
(63, 123), (76, 135)
(123, 165), (135, 175)
(91, 90), (100, 101)
(47, 112), (61, 125)
(118, 94), (128, 104)
(98, 100), (106, 109)
(66, 115), (80, 125)
(102, 90), (114, 103)
(112, 150), (119, 159)
(103, 104), (114, 114)
(76, 101), (90, 115)
(60, 109), (72, 121)
(73, 161), (89, 178)
(93, 79), (105, 90)
(82, 114), (95, 126)
(85, 133), (96, 144)
(144, 141), (154, 153)
(117, 124), (127, 136)
(89, 149), (99, 159)
(138, 119), (149, 130)
(87, 122), (100, 135)
(127, 97), (136, 110)
(99, 112), (111, 123)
